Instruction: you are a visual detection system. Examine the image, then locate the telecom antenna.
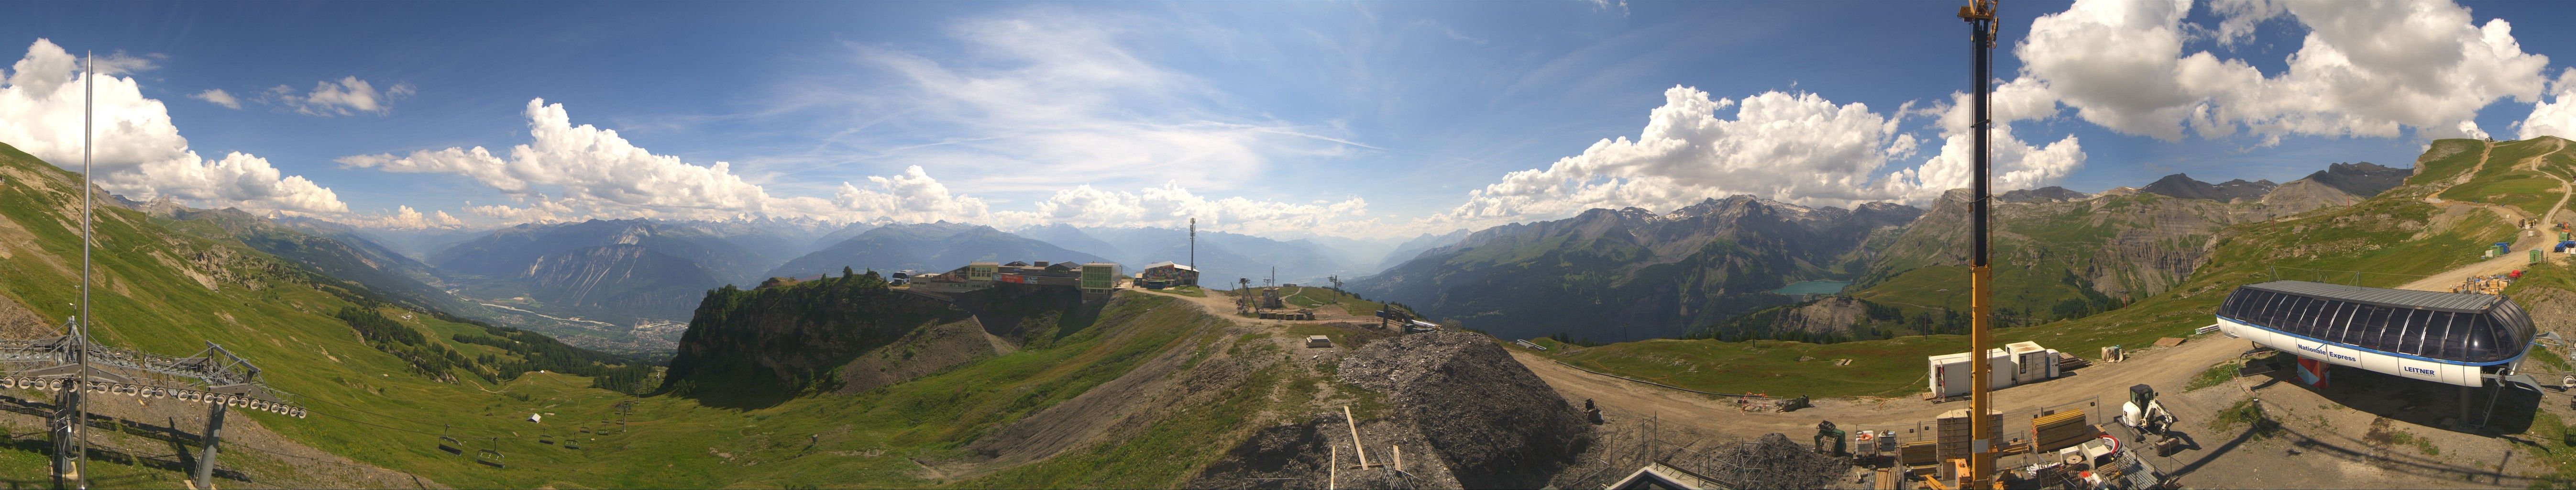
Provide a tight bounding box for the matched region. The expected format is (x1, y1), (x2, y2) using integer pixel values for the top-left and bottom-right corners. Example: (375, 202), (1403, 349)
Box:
(1188, 218), (1197, 275)
(1954, 1), (2001, 488)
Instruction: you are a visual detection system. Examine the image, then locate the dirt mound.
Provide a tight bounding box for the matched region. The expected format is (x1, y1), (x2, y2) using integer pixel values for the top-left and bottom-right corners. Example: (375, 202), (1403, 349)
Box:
(1335, 331), (1595, 488)
(0, 294), (52, 339)
(1185, 412), (1461, 490)
(1693, 433), (1852, 489)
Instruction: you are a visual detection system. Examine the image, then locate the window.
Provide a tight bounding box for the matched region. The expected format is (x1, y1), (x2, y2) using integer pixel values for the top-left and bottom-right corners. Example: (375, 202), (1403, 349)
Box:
(2399, 309), (2432, 356)
(2463, 314), (2494, 362)
(2330, 302), (2361, 344)
(2428, 312), (2462, 360)
(2308, 299), (2349, 338)
(2285, 297), (2317, 335)
(2260, 292), (2291, 327)
(2362, 306), (2395, 352)
(2221, 290), (2247, 319)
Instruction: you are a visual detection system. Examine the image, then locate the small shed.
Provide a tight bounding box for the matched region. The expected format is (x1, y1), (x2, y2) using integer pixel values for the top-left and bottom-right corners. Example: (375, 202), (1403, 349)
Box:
(1305, 335), (1332, 348)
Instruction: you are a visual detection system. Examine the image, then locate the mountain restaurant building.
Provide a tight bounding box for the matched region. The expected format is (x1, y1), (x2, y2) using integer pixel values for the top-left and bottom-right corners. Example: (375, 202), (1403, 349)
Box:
(1136, 261), (1199, 289)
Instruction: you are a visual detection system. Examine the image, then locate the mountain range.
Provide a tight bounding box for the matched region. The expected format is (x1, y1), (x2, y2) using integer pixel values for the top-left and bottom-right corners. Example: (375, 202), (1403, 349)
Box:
(1354, 159), (2414, 345)
(1350, 196), (1920, 343)
(766, 222), (1110, 278)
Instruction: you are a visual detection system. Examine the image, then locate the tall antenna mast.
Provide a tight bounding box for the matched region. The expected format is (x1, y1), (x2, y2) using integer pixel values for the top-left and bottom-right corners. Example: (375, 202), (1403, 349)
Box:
(1189, 218), (1196, 274)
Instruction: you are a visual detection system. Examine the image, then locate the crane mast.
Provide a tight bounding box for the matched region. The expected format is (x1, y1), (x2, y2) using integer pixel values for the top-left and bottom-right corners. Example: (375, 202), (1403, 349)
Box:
(1956, 0), (2000, 488)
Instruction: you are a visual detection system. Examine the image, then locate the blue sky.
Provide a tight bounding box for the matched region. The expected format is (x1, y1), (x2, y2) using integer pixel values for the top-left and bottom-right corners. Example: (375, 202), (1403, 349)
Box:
(6, 0), (2576, 239)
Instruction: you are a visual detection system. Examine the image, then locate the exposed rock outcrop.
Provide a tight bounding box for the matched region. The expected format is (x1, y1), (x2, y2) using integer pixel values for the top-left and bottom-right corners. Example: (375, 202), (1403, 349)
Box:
(2304, 162), (2411, 197)
(2140, 173), (2277, 202)
(1999, 186), (2091, 203)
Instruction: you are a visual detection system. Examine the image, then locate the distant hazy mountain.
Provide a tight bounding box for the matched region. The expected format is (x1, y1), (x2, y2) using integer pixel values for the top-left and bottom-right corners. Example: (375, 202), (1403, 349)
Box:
(1376, 230), (1470, 271)
(808, 222), (881, 252)
(2138, 174), (2277, 202)
(1282, 234), (1403, 274)
(523, 245), (724, 320)
(769, 222), (1109, 278)
(2302, 162), (2411, 198)
(1079, 227), (1348, 285)
(148, 205), (462, 313)
(433, 219), (783, 286)
(1996, 186), (2090, 203)
(1017, 223), (1124, 262)
(353, 227), (491, 261)
(132, 203), (681, 353)
(1351, 196), (1921, 343)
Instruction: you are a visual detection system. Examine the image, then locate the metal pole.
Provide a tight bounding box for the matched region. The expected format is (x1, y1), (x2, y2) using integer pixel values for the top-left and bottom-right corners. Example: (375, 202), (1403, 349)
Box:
(68, 49), (97, 490)
(195, 402), (226, 489)
(1956, 3), (1999, 488)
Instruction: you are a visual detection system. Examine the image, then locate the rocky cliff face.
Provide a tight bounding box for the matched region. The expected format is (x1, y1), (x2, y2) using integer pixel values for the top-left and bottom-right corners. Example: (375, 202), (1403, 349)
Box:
(2139, 174), (2277, 202)
(1999, 186), (2091, 203)
(2305, 162), (2411, 197)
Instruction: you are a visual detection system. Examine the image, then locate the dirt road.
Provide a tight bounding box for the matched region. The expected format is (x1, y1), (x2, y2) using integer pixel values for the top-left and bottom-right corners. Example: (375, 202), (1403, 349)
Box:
(1509, 335), (2246, 440)
(2399, 148), (2575, 292)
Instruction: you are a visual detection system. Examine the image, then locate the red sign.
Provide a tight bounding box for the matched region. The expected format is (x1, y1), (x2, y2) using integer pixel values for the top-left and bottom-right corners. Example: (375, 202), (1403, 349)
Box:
(995, 274), (1026, 284)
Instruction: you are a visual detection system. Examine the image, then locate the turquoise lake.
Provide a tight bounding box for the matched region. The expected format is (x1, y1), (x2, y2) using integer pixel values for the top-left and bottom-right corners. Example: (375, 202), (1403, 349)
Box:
(1771, 280), (1850, 295)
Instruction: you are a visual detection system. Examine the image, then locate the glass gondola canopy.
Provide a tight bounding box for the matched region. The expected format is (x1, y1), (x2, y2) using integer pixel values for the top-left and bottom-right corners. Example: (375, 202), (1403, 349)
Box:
(2218, 280), (2532, 364)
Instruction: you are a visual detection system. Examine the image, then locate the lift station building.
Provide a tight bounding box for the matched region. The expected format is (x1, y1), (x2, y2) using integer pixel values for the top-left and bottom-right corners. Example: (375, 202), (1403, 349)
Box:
(2214, 280), (2536, 387)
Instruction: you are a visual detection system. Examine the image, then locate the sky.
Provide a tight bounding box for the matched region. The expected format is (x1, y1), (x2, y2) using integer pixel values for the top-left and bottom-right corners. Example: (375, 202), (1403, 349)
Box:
(7, 0), (2576, 241)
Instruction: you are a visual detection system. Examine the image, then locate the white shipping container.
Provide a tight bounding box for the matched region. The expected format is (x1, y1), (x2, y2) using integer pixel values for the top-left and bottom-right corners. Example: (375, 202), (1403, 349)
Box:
(1927, 348), (2016, 397)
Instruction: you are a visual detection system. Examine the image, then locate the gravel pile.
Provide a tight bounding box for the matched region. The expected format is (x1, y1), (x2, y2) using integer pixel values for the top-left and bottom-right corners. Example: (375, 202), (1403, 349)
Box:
(1335, 331), (1595, 489)
(1689, 433), (1853, 490)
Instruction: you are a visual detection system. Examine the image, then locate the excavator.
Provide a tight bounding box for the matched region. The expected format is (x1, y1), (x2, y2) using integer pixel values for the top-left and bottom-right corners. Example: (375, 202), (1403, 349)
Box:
(2119, 384), (2177, 435)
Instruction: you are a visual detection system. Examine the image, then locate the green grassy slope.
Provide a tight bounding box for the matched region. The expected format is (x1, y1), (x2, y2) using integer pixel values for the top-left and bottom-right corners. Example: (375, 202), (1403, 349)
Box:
(0, 140), (676, 486)
(0, 138), (1305, 488)
(2438, 137), (2570, 216)
(1547, 138), (2547, 398)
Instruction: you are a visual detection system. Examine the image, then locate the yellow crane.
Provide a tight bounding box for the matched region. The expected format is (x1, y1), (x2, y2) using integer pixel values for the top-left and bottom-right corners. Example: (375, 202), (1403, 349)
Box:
(1955, 0), (2001, 489)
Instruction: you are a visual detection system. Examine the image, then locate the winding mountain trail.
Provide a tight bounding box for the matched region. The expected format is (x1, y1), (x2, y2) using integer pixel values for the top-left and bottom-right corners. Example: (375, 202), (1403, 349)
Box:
(2397, 145), (2576, 292)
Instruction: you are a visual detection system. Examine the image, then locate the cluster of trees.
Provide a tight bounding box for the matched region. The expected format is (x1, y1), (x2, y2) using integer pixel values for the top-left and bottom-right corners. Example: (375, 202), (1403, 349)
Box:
(333, 306), (469, 381)
(447, 327), (657, 393)
(663, 270), (979, 399)
(329, 299), (656, 393)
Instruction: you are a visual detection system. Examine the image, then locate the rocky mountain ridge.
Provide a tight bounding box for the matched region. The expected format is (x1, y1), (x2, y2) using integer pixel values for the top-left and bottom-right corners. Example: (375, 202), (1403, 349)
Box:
(1351, 195), (1919, 343)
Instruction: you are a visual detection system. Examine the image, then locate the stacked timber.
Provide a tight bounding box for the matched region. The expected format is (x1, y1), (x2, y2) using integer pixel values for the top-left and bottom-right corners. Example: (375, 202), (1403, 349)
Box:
(1935, 409), (2002, 464)
(2030, 410), (2094, 452)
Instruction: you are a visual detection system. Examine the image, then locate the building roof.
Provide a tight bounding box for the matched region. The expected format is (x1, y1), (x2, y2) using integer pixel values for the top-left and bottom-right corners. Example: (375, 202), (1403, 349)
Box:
(2241, 280), (2501, 312)
(1142, 261), (1199, 271)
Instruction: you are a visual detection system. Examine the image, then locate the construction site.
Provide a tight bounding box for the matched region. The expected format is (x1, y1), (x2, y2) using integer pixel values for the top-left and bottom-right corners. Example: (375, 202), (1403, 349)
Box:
(1169, 2), (2576, 488)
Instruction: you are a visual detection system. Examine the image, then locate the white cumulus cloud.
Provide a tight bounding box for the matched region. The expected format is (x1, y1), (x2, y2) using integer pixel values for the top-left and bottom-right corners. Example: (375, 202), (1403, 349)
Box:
(2514, 68), (2576, 141)
(0, 38), (347, 214)
(340, 99), (1357, 234)
(340, 99), (796, 220)
(339, 205), (466, 230)
(1021, 182), (1369, 236)
(1424, 86), (2076, 227)
(2016, 0), (2547, 144)
(261, 76), (414, 116)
